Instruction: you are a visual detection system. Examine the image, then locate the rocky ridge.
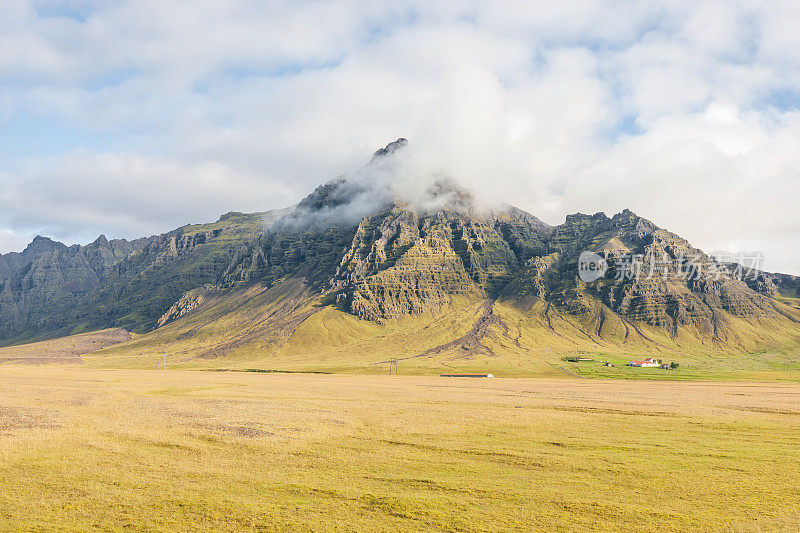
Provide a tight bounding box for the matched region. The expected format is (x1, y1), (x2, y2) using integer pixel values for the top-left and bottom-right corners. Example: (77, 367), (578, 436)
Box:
(0, 212), (268, 344)
(1, 139), (798, 348)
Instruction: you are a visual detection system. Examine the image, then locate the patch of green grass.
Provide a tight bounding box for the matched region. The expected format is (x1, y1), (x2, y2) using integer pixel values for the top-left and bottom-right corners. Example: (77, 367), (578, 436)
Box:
(180, 211), (268, 238)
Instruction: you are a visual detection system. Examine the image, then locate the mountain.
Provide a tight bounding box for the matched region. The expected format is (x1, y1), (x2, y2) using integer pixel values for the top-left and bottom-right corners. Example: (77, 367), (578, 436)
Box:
(0, 210), (284, 345)
(1, 139), (799, 374)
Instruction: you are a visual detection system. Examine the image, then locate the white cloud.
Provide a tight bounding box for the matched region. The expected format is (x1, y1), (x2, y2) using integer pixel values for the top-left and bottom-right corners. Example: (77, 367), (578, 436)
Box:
(561, 104), (800, 273)
(0, 153), (297, 242)
(0, 0), (799, 274)
(0, 227), (31, 254)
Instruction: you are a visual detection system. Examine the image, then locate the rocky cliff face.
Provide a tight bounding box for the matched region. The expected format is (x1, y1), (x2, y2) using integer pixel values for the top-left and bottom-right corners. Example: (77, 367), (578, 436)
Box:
(735, 268), (800, 298)
(507, 209), (790, 337)
(327, 201), (550, 321)
(0, 235), (149, 340)
(0, 212), (269, 344)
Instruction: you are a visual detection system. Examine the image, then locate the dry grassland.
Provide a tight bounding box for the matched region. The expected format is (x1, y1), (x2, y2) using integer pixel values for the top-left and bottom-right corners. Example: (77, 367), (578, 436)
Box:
(1, 368), (799, 531)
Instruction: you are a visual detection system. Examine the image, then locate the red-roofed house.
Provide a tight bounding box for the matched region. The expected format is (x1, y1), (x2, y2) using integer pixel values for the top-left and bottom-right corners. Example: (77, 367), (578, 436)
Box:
(628, 357), (661, 368)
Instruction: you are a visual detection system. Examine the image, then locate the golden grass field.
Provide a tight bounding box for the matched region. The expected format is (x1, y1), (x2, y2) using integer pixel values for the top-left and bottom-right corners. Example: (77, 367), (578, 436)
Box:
(2, 367), (800, 531)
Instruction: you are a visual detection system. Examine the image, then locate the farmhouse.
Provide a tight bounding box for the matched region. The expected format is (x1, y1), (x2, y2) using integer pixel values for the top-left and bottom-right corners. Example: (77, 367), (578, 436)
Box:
(628, 358), (661, 368)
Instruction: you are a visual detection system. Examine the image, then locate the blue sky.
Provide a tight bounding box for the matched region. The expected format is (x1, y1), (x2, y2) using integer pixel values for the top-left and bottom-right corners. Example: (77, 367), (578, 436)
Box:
(1, 0), (800, 274)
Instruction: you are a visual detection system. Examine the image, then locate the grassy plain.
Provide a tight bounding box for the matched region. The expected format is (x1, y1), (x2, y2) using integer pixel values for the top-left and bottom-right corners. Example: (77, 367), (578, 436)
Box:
(1, 367), (799, 531)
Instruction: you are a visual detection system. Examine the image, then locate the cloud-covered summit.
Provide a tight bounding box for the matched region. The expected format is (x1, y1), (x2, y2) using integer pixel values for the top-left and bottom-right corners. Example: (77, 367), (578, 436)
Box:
(279, 138), (485, 231)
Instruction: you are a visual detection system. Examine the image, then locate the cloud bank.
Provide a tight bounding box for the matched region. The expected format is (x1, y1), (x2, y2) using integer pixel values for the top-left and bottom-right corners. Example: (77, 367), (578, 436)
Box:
(1, 1), (799, 273)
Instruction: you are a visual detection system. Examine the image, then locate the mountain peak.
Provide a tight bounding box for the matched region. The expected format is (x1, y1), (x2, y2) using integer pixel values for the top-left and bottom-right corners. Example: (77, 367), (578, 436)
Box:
(612, 208), (639, 222)
(21, 235), (66, 257)
(370, 138), (408, 161)
(218, 212), (244, 222)
(611, 209), (657, 234)
(297, 177), (364, 213)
